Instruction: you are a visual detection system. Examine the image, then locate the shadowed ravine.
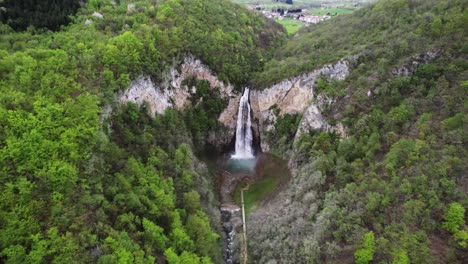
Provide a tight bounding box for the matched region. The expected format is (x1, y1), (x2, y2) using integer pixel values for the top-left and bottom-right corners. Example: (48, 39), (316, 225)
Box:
(216, 88), (291, 263)
(222, 88), (256, 263)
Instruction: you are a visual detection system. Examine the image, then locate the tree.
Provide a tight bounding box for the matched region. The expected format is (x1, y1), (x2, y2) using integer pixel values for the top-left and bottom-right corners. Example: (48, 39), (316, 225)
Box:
(142, 218), (168, 252)
(392, 249), (410, 264)
(169, 228), (195, 254)
(354, 231), (375, 264)
(104, 32), (143, 77)
(443, 202), (465, 233)
(183, 191), (201, 213)
(164, 248), (212, 264)
(185, 211), (219, 257)
(454, 230), (468, 248)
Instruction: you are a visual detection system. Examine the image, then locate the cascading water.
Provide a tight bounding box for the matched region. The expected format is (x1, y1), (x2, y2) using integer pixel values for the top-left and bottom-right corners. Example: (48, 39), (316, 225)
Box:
(231, 88), (254, 159)
(221, 88), (255, 263)
(221, 206), (239, 264)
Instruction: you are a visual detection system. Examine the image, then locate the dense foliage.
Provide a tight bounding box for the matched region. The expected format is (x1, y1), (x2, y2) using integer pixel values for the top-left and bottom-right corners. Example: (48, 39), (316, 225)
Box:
(265, 105), (302, 153)
(249, 0), (467, 263)
(0, 0), (283, 263)
(0, 0), (284, 88)
(0, 0), (466, 263)
(0, 0), (81, 31)
(182, 78), (228, 149)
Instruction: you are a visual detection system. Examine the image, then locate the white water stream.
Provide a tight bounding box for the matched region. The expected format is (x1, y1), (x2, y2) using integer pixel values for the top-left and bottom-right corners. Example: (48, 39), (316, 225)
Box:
(231, 88), (254, 159)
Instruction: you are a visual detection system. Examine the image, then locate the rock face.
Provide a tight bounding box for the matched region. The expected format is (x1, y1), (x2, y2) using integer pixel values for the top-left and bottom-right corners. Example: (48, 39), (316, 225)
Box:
(217, 95), (241, 143)
(127, 3), (136, 13)
(175, 56), (235, 98)
(120, 76), (187, 116)
(250, 60), (351, 150)
(392, 49), (441, 77)
(120, 57), (351, 151)
(251, 60), (349, 116)
(92, 12), (103, 19)
(119, 56), (239, 148)
(295, 100), (329, 139)
(120, 56), (235, 117)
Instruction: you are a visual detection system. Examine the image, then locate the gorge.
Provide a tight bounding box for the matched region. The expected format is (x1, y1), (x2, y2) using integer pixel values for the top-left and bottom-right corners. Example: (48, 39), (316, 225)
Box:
(1, 0), (466, 263)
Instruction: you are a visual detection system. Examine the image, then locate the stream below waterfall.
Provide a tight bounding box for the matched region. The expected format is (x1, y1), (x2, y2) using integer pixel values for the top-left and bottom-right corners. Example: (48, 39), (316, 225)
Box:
(199, 88), (291, 264)
(197, 89), (290, 264)
(217, 153), (291, 264)
(223, 87), (255, 263)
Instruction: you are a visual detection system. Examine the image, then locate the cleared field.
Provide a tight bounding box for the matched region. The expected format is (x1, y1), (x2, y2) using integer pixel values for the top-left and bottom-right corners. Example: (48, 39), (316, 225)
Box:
(275, 18), (304, 34)
(232, 0), (374, 9)
(232, 0), (373, 35)
(308, 7), (355, 15)
(234, 176), (281, 218)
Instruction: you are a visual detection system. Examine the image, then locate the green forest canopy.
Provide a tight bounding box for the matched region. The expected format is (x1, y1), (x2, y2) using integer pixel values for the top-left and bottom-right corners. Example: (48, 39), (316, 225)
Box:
(0, 0), (283, 263)
(0, 0), (467, 263)
(250, 0), (467, 262)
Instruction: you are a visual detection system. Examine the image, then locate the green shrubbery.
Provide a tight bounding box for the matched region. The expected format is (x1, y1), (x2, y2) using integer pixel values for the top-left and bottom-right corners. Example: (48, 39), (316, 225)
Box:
(183, 78), (227, 149)
(355, 231), (376, 264)
(443, 203), (468, 248)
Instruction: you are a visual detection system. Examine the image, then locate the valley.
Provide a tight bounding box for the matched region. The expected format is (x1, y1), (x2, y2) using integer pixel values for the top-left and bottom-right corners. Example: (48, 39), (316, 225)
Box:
(0, 0), (466, 263)
(233, 0), (376, 33)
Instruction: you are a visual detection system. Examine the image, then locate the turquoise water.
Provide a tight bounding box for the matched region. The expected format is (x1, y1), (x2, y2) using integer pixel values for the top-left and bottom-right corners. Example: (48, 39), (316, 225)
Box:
(224, 157), (257, 173)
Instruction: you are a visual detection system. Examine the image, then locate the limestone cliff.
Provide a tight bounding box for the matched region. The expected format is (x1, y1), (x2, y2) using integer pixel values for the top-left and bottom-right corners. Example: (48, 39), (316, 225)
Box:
(250, 60), (351, 151)
(120, 56), (235, 116)
(119, 56), (238, 148)
(119, 57), (352, 151)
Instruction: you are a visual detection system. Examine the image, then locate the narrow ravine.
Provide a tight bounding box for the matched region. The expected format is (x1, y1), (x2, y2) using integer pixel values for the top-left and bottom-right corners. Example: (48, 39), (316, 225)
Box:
(221, 88), (256, 263)
(220, 205), (240, 264)
(218, 87), (292, 264)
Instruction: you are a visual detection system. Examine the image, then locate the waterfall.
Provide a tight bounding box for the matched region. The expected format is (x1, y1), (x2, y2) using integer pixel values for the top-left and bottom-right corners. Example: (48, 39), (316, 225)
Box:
(232, 88), (254, 159)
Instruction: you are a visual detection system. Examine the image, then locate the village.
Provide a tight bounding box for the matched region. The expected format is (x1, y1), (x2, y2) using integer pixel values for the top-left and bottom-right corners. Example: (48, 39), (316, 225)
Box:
(255, 6), (332, 25)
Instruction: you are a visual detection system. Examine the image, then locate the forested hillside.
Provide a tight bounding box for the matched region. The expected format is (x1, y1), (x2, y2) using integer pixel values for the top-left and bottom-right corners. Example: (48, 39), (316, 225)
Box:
(0, 0), (467, 263)
(0, 0), (283, 263)
(254, 0), (466, 87)
(249, 0), (467, 263)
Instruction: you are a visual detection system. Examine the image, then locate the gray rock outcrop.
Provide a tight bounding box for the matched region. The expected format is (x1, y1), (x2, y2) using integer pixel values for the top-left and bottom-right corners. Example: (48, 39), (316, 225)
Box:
(392, 49), (441, 77)
(119, 57), (351, 151)
(119, 56), (238, 148)
(250, 60), (351, 150)
(127, 3), (136, 13)
(92, 12), (103, 19)
(120, 56), (235, 117)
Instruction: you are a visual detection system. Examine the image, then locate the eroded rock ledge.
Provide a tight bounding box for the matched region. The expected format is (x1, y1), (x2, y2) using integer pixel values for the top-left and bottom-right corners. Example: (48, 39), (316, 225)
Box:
(249, 60), (351, 151)
(120, 56), (235, 117)
(119, 56), (352, 151)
